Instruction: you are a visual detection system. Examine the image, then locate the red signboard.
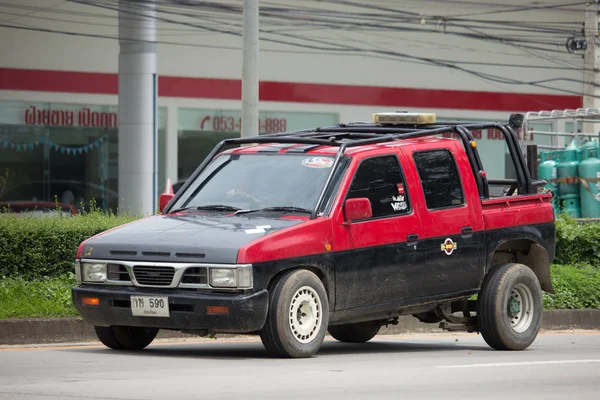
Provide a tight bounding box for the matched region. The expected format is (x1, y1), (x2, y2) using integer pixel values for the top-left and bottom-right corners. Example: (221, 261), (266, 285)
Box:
(24, 106), (118, 129)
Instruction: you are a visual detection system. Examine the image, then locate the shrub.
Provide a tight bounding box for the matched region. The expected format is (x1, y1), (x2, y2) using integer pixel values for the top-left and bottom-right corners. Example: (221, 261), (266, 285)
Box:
(554, 214), (600, 266)
(543, 264), (600, 309)
(0, 207), (139, 279)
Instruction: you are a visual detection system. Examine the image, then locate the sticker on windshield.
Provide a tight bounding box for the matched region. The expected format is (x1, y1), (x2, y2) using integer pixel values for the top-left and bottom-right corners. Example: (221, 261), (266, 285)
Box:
(302, 157), (334, 168)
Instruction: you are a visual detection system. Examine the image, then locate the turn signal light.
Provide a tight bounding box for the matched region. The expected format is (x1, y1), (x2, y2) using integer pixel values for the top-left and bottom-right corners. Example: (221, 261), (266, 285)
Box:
(82, 297), (100, 306)
(207, 306), (229, 315)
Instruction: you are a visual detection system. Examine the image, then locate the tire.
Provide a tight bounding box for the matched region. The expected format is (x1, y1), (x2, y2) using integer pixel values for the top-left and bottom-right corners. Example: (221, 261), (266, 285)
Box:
(260, 269), (329, 358)
(94, 325), (159, 351)
(94, 326), (124, 350)
(477, 263), (543, 350)
(328, 321), (380, 343)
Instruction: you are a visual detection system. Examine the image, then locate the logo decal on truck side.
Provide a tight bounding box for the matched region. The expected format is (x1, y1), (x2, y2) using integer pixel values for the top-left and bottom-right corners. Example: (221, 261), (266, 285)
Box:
(441, 238), (457, 255)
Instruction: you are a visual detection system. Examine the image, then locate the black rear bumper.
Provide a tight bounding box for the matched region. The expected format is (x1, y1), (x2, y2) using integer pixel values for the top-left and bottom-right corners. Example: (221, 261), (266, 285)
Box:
(72, 285), (269, 333)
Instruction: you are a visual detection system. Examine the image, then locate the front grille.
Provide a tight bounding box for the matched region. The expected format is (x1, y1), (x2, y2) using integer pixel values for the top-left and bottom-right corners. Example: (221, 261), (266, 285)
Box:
(133, 265), (175, 286)
(107, 264), (131, 282)
(181, 267), (208, 285)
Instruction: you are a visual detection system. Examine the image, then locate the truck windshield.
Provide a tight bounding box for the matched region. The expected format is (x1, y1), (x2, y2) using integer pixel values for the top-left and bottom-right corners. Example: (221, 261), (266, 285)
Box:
(169, 153), (337, 212)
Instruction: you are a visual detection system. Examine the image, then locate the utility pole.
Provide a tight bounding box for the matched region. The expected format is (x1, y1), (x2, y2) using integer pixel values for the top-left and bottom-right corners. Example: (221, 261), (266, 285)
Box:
(118, 0), (157, 216)
(241, 0), (259, 138)
(583, 0), (600, 135)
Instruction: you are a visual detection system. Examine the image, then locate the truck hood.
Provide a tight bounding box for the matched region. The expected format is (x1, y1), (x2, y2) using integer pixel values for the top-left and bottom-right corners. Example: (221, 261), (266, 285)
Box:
(81, 213), (307, 264)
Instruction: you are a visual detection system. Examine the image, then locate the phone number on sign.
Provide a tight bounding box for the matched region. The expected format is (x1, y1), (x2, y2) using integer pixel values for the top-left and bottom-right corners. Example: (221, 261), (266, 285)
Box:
(201, 116), (288, 133)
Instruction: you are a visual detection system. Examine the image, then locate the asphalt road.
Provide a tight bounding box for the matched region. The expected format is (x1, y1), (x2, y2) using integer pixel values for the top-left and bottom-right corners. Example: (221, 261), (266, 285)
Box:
(0, 331), (599, 400)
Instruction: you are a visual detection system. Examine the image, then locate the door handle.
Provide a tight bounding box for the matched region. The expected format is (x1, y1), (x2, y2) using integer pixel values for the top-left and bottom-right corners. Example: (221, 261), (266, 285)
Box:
(461, 226), (473, 238)
(407, 234), (419, 247)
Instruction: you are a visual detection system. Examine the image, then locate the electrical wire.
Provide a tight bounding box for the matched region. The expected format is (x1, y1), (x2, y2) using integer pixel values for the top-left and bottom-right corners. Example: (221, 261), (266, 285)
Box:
(0, 0), (591, 99)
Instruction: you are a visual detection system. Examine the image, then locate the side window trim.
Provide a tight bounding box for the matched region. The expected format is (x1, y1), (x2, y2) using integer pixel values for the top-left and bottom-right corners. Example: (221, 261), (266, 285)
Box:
(343, 153), (412, 222)
(412, 148), (466, 211)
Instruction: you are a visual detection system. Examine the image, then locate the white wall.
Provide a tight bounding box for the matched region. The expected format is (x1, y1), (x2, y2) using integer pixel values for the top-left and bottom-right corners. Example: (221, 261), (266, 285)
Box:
(0, 0), (585, 95)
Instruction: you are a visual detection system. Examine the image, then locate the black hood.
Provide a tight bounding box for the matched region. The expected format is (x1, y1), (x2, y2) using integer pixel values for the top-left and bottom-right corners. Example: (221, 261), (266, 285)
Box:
(82, 213), (306, 264)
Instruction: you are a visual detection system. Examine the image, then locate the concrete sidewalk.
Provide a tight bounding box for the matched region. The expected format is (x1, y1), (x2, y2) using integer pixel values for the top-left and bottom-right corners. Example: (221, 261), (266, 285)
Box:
(1, 309), (598, 345)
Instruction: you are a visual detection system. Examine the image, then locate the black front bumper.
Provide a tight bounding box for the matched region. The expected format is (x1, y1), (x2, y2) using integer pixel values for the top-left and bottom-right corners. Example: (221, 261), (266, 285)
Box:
(72, 285), (269, 333)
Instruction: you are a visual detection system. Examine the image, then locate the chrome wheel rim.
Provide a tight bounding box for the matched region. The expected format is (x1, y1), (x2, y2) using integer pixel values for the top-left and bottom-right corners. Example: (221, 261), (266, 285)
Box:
(288, 286), (322, 344)
(507, 283), (535, 333)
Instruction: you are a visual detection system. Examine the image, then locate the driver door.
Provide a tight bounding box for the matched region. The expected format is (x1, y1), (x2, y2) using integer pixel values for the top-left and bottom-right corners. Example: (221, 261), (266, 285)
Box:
(332, 153), (425, 310)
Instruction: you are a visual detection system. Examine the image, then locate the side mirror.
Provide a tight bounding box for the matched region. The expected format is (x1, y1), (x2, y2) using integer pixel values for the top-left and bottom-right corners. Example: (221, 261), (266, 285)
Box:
(344, 198), (372, 223)
(159, 193), (174, 213)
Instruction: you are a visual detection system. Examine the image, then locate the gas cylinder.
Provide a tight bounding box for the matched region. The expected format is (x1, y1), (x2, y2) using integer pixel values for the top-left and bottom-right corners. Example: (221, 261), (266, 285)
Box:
(557, 140), (580, 196)
(557, 140), (581, 217)
(538, 151), (559, 216)
(579, 146), (600, 218)
(539, 151), (558, 193)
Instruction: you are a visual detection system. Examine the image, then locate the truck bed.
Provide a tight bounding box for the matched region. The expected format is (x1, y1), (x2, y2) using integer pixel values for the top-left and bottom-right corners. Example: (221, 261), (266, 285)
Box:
(481, 193), (555, 230)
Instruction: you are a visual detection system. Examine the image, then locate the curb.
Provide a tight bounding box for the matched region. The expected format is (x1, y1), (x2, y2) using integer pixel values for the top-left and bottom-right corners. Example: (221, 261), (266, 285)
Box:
(1, 310), (599, 345)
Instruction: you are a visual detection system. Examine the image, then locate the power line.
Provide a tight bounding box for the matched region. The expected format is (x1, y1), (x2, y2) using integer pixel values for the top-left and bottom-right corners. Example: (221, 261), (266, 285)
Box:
(1, 0), (590, 99)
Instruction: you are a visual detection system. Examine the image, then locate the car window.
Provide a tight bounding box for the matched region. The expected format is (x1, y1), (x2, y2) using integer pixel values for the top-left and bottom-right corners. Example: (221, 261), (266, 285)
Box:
(170, 154), (337, 211)
(413, 149), (464, 209)
(346, 155), (410, 219)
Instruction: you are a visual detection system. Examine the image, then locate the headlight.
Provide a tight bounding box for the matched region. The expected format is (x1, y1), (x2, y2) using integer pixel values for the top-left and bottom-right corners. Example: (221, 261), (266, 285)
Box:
(209, 265), (253, 289)
(82, 263), (107, 282)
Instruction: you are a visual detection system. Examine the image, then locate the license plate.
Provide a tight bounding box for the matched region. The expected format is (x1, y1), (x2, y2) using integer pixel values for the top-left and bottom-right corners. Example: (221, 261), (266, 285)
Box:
(130, 296), (170, 317)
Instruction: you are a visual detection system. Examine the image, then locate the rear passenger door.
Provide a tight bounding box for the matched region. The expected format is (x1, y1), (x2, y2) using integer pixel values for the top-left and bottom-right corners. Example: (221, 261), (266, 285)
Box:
(404, 145), (485, 296)
(333, 153), (424, 310)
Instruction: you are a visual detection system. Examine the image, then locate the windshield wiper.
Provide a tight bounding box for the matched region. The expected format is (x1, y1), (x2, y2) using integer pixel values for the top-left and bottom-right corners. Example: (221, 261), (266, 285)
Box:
(235, 206), (312, 215)
(168, 206), (197, 214)
(196, 204), (242, 212)
(169, 205), (241, 214)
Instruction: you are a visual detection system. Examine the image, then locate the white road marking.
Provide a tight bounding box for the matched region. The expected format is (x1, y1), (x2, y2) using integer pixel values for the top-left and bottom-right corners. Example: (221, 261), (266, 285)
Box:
(436, 360), (600, 368)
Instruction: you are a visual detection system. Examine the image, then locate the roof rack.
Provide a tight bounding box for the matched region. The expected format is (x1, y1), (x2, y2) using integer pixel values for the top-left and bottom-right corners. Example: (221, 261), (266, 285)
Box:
(522, 108), (600, 150)
(165, 112), (535, 219)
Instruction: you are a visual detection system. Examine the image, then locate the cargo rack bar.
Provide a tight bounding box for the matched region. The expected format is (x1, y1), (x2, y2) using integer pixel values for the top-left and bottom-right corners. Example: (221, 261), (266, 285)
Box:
(164, 114), (540, 219)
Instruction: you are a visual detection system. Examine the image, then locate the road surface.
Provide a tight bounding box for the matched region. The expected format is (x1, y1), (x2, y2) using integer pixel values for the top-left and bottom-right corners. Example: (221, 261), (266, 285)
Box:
(1, 331), (599, 399)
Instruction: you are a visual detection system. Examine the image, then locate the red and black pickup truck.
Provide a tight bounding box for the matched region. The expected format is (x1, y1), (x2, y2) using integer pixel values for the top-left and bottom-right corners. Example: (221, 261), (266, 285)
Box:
(72, 112), (555, 358)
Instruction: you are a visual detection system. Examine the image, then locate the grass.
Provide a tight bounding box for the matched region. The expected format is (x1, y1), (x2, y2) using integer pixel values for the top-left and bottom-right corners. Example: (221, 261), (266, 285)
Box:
(0, 273), (79, 319)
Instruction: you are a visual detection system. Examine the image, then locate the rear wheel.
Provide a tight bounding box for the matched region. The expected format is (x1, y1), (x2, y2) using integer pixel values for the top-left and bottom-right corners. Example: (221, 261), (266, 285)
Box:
(477, 263), (543, 350)
(94, 325), (159, 351)
(328, 321), (380, 343)
(260, 269), (329, 358)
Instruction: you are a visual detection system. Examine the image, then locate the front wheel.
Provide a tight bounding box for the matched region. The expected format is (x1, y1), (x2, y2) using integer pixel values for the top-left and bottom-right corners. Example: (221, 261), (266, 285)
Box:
(477, 263), (543, 350)
(94, 325), (159, 351)
(260, 269), (329, 358)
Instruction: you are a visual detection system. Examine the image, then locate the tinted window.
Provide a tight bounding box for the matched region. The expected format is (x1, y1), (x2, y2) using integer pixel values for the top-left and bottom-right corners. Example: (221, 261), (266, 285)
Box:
(413, 149), (464, 209)
(347, 155), (410, 218)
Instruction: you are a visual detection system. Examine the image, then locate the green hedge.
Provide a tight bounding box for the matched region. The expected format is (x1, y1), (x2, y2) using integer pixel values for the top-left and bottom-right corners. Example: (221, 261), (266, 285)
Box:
(0, 209), (139, 279)
(554, 214), (600, 266)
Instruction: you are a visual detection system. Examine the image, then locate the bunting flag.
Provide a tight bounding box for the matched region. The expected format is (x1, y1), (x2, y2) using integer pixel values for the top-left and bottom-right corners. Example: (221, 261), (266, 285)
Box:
(0, 136), (107, 155)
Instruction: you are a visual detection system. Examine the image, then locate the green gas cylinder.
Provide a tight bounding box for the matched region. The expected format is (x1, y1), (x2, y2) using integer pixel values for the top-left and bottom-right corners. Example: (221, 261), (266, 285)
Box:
(579, 146), (600, 218)
(581, 138), (598, 157)
(557, 140), (581, 217)
(539, 151), (558, 192)
(538, 151), (559, 216)
(558, 140), (580, 196)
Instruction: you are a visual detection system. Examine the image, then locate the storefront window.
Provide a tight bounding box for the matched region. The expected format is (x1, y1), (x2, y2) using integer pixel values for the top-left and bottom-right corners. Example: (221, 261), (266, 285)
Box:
(177, 108), (340, 181)
(0, 100), (166, 213)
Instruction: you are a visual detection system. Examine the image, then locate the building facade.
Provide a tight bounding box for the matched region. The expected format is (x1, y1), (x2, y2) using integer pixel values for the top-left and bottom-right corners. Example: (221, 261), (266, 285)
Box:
(0, 0), (584, 214)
